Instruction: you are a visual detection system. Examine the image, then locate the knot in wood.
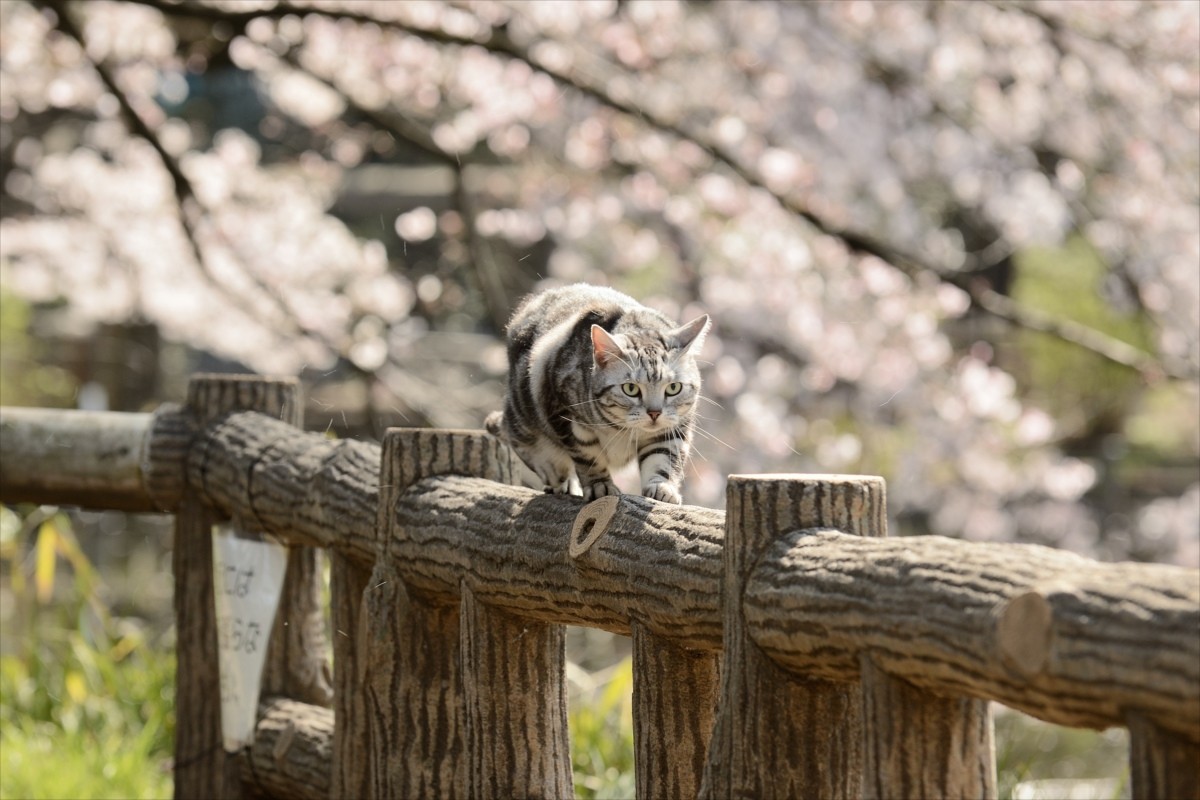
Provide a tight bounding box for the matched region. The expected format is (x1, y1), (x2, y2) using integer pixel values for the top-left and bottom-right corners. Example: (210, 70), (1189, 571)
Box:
(570, 496), (619, 558)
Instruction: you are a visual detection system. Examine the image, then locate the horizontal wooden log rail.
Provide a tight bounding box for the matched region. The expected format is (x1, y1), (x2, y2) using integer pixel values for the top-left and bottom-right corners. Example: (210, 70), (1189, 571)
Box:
(2, 404), (1197, 740)
(3, 394), (1199, 800)
(744, 528), (1200, 742)
(242, 698), (331, 800)
(390, 474), (725, 647)
(0, 407), (158, 511)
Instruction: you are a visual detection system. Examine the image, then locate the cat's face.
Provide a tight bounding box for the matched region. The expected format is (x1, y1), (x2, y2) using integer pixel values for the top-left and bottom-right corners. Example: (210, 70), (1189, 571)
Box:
(590, 316), (709, 433)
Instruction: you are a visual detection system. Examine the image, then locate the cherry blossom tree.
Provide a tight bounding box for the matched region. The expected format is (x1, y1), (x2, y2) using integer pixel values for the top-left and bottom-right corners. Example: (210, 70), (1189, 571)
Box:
(2, 0), (1197, 565)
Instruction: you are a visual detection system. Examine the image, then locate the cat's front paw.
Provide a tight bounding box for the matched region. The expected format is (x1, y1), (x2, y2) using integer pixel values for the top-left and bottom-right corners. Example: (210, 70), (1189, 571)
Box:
(643, 482), (682, 504)
(582, 479), (620, 501)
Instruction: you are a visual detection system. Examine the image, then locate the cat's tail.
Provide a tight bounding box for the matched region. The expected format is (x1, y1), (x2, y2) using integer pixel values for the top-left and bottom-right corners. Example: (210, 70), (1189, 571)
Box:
(484, 410), (505, 438)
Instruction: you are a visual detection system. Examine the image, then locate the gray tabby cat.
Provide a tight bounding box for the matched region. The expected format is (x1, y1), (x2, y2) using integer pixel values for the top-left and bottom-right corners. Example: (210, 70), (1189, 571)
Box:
(486, 283), (710, 504)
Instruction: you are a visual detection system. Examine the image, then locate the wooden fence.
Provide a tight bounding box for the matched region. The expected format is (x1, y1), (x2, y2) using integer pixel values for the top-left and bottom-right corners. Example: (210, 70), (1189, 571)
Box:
(1, 374), (1197, 799)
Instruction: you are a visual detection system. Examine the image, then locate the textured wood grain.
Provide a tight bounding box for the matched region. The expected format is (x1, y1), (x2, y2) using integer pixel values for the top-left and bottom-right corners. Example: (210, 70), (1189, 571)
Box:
(363, 558), (462, 798)
(142, 403), (193, 511)
(13, 397), (1196, 793)
(0, 406), (157, 510)
(389, 476), (725, 646)
(330, 552), (371, 800)
(1127, 712), (1200, 800)
(744, 529), (1200, 741)
(248, 386), (333, 713)
(184, 410), (379, 563)
(365, 428), (532, 799)
(461, 583), (573, 800)
(260, 545), (332, 709)
(153, 410), (727, 646)
(861, 659), (995, 799)
(701, 475), (880, 800)
(632, 621), (718, 800)
(175, 375), (300, 800)
(443, 429), (573, 800)
(240, 698), (331, 800)
(175, 485), (242, 800)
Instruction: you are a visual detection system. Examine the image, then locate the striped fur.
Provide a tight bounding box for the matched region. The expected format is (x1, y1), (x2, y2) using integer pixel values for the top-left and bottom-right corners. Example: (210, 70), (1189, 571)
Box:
(486, 284), (710, 504)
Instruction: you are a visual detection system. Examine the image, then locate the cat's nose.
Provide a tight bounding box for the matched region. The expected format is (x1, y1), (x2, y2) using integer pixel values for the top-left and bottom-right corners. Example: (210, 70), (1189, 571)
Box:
(647, 409), (661, 422)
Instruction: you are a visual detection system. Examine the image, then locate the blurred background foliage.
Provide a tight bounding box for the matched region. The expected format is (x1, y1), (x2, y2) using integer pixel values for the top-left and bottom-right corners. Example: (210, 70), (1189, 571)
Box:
(1, 0), (1197, 797)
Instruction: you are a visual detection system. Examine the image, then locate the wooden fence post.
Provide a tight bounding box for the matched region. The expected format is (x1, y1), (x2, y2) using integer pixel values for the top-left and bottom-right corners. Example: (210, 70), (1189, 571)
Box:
(363, 428), (571, 799)
(175, 374), (302, 800)
(568, 492), (722, 800)
(631, 620), (719, 800)
(460, 579), (573, 800)
(861, 660), (995, 798)
(330, 554), (372, 800)
(1127, 712), (1200, 800)
(855, 478), (995, 799)
(701, 474), (883, 799)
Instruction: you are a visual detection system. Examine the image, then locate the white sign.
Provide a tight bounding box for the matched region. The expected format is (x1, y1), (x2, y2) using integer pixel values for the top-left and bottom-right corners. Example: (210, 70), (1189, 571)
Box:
(211, 524), (288, 753)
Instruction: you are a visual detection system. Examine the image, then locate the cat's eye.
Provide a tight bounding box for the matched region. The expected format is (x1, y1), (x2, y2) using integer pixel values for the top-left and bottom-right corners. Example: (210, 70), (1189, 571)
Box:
(621, 382), (641, 397)
(665, 382), (683, 396)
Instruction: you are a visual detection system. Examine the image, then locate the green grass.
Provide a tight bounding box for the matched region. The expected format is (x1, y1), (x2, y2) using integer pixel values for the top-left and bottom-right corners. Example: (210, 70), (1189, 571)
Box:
(569, 655), (636, 799)
(0, 628), (176, 800)
(1, 507), (174, 800)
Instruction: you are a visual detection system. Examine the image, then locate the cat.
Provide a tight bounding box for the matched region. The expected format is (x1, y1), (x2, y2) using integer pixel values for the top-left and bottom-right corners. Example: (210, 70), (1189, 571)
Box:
(486, 283), (710, 504)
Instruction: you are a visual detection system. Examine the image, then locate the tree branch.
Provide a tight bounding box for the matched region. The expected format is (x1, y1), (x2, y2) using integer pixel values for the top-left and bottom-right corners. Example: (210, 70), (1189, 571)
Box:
(124, 0), (1194, 381)
(968, 282), (1177, 379)
(270, 47), (512, 328)
(41, 0), (323, 345)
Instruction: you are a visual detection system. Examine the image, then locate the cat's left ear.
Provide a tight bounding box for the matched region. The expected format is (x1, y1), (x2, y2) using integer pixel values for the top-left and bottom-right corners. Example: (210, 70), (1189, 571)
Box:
(671, 315), (711, 353)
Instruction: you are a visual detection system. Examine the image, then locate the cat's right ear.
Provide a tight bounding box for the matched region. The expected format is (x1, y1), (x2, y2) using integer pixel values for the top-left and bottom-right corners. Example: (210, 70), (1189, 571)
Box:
(591, 324), (626, 368)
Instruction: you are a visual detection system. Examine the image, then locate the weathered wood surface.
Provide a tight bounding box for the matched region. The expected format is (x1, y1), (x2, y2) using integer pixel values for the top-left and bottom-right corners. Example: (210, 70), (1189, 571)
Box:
(702, 474), (878, 800)
(173, 413), (1198, 739)
(181, 409), (379, 563)
(461, 582), (573, 800)
(329, 554), (371, 800)
(0, 407), (157, 511)
(5, 402), (1200, 777)
(240, 698), (331, 800)
(246, 385), (333, 712)
(1127, 711), (1200, 800)
(365, 428), (574, 800)
(861, 659), (996, 799)
(389, 474), (726, 647)
(175, 375), (301, 800)
(744, 528), (1200, 742)
(631, 620), (719, 800)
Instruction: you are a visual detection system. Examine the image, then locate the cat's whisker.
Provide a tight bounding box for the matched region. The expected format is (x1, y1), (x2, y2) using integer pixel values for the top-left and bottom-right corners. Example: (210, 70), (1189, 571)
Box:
(674, 425), (707, 462)
(607, 425), (636, 461)
(676, 424), (700, 462)
(690, 423), (735, 451)
(563, 415), (622, 430)
(496, 284), (710, 506)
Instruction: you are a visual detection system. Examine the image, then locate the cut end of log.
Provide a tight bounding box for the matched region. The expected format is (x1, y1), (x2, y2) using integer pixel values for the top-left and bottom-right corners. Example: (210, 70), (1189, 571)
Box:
(570, 496), (619, 558)
(997, 590), (1054, 677)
